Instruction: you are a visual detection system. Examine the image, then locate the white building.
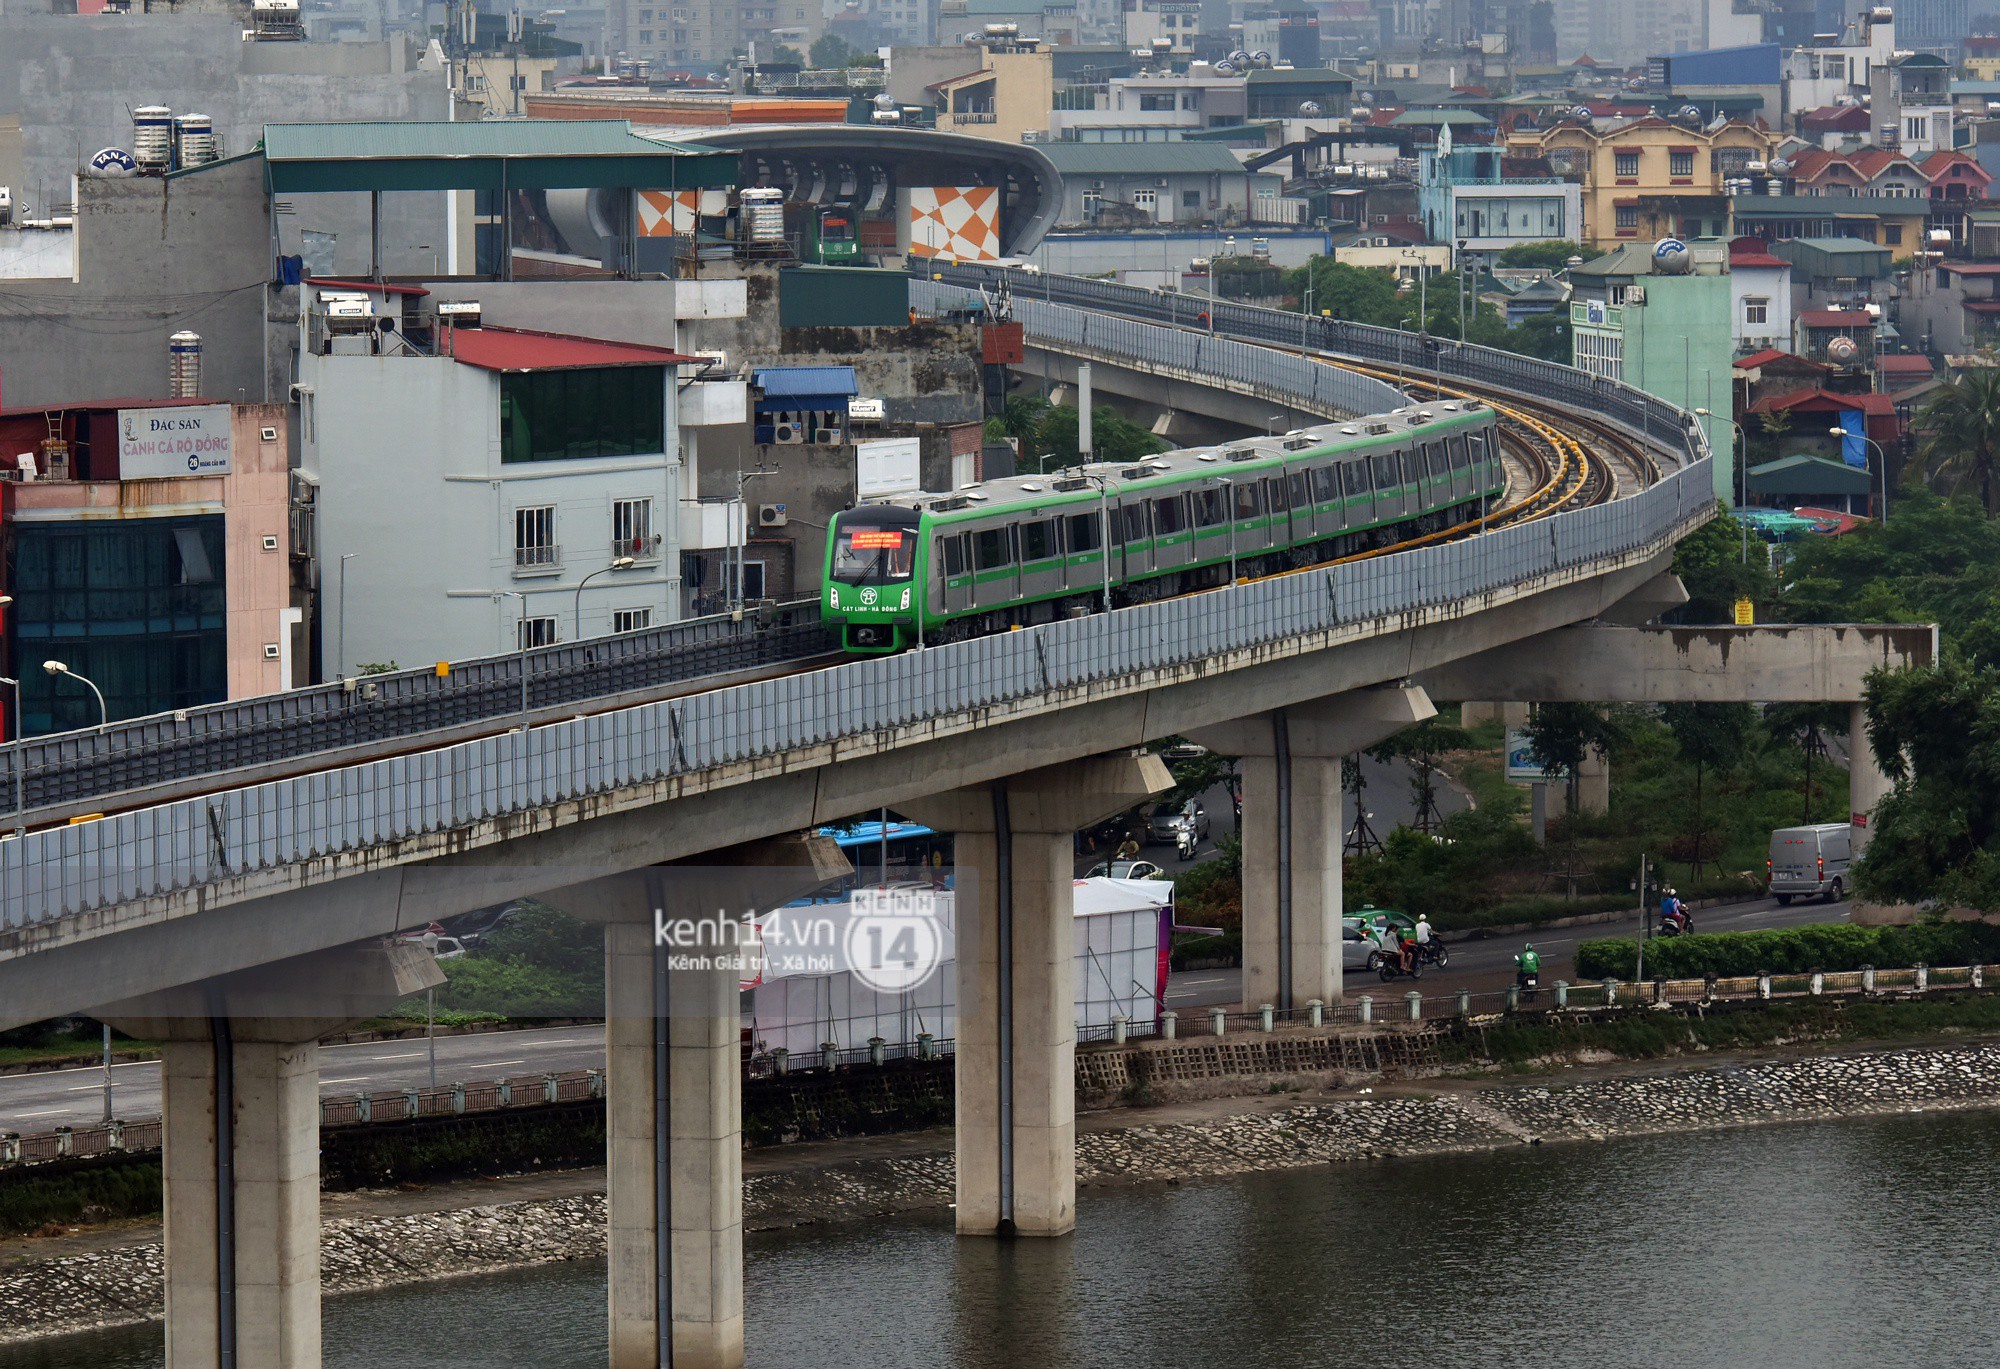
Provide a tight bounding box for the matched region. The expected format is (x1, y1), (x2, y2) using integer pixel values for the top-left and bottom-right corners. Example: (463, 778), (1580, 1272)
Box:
(1782, 6), (1896, 116)
(297, 278), (749, 674)
(1728, 240), (1794, 355)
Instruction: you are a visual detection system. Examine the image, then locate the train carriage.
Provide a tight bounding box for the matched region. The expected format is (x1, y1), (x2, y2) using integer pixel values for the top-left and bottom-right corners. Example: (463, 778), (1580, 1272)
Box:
(824, 401), (1502, 654)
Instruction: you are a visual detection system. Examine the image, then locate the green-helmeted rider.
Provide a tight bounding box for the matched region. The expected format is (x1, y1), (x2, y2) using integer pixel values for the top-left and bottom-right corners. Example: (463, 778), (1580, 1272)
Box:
(1514, 943), (1541, 984)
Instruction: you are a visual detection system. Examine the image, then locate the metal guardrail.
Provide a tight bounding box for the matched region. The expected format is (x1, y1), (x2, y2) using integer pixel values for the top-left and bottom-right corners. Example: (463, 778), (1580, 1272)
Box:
(0, 600), (834, 822)
(0, 272), (1714, 932)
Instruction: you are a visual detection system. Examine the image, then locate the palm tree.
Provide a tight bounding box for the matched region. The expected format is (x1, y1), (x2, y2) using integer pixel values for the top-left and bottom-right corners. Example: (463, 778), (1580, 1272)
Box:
(1915, 366), (2000, 516)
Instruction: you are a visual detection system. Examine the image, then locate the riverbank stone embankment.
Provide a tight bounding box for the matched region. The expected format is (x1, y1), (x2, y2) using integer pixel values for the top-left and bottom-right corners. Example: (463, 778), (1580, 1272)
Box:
(5, 1043), (2000, 1345)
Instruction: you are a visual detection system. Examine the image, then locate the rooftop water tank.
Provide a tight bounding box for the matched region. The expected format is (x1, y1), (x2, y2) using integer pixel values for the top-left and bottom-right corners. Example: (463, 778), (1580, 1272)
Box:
(132, 106), (173, 175)
(169, 331), (203, 399)
(173, 115), (218, 170)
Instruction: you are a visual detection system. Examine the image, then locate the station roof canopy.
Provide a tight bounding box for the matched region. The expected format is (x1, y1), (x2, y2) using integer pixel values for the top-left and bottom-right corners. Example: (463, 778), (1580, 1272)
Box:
(254, 120), (739, 194)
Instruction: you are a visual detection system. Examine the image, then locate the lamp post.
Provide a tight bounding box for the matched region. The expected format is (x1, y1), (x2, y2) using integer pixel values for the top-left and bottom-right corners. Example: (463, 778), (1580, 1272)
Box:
(1457, 238), (1470, 342)
(573, 556), (636, 640)
(335, 552), (357, 680)
(42, 661), (107, 730)
(502, 591), (530, 714)
(1267, 413), (1284, 437)
(1695, 407), (1750, 562)
(1301, 272), (1315, 351)
(1829, 426), (1891, 523)
(1072, 471), (1117, 614)
(0, 673), (19, 837)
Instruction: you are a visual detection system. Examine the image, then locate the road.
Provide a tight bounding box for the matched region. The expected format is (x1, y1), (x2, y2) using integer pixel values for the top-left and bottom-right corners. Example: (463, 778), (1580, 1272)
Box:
(0, 1025), (606, 1133)
(0, 896), (1848, 1132)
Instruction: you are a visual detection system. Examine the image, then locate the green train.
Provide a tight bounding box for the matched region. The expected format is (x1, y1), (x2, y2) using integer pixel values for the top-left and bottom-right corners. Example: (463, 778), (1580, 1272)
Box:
(822, 401), (1503, 654)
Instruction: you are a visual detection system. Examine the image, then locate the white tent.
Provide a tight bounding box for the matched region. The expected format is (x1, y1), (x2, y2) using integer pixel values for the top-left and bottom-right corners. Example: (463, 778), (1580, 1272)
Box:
(744, 877), (1173, 1058)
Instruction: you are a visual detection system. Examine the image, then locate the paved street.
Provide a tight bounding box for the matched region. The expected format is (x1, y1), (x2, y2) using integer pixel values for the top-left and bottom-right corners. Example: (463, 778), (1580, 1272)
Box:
(0, 894), (1848, 1132)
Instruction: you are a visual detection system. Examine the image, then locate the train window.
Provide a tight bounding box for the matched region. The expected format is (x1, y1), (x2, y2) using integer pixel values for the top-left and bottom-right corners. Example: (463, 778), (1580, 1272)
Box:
(1468, 431), (1488, 466)
(1372, 453), (1398, 488)
(941, 535), (968, 578)
(1019, 519), (1055, 562)
(1401, 450), (1422, 488)
(1289, 472), (1310, 509)
(1268, 477), (1290, 513)
(1447, 436), (1470, 470)
(1066, 512), (1102, 554)
(1312, 466), (1337, 503)
(973, 526), (1014, 571)
(1192, 488), (1226, 527)
(1233, 483), (1262, 520)
(1152, 495), (1187, 535)
(1120, 504), (1149, 544)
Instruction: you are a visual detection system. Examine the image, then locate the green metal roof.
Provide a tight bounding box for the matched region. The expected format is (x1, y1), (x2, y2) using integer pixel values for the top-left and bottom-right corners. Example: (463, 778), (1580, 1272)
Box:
(1731, 193), (1926, 217)
(1389, 109), (1492, 126)
(1038, 142), (1253, 176)
(258, 121), (738, 193)
(1747, 453), (1873, 495)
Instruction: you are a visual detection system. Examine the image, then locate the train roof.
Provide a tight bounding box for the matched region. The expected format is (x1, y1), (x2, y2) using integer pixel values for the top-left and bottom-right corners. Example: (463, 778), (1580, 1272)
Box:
(855, 400), (1490, 520)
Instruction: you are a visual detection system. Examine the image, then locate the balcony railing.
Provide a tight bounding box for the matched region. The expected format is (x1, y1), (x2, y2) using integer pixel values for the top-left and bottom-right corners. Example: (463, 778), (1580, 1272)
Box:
(951, 111), (998, 124)
(612, 534), (663, 562)
(514, 544), (562, 574)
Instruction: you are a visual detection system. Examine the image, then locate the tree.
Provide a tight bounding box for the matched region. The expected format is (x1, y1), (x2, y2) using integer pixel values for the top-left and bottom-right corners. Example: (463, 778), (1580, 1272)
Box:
(984, 393), (1050, 463)
(809, 34), (855, 67)
(1670, 513), (1776, 624)
(1762, 702), (1848, 824)
(1495, 240), (1592, 272)
(770, 44), (805, 65)
(1503, 309), (1572, 364)
(1854, 659), (2000, 910)
(1035, 403), (1165, 470)
(1282, 258), (1405, 329)
(1661, 702), (1756, 884)
(1368, 717), (1472, 834)
(1522, 703), (1626, 896)
(1913, 367), (2000, 516)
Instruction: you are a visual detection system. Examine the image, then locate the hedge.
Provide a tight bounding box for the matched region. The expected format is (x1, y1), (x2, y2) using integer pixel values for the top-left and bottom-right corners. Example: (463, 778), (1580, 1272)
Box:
(1575, 922), (2000, 981)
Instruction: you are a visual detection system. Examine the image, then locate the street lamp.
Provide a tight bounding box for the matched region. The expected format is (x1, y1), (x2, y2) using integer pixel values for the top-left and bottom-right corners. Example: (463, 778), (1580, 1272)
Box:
(1267, 413), (1285, 437)
(1457, 238), (1470, 342)
(1829, 426), (1891, 523)
(42, 660), (107, 730)
(1695, 407), (1751, 562)
(335, 552), (357, 681)
(1069, 471), (1118, 615)
(1300, 272), (1315, 351)
(573, 556), (637, 640)
(0, 674), (20, 838)
(501, 591), (530, 714)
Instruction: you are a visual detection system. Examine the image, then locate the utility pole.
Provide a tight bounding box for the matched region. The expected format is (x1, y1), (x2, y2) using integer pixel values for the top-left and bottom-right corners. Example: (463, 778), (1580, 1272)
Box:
(1634, 853), (1650, 987)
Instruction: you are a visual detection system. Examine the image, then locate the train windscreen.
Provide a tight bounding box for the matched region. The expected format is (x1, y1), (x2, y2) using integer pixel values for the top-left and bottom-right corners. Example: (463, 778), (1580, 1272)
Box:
(831, 525), (916, 584)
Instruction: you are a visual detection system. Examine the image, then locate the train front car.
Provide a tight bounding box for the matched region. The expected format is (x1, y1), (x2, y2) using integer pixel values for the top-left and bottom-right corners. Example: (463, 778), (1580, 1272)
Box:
(823, 505), (925, 653)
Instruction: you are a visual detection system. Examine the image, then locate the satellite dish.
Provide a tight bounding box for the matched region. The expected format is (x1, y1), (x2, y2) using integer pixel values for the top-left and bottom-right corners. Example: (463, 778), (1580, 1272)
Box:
(88, 147), (138, 176)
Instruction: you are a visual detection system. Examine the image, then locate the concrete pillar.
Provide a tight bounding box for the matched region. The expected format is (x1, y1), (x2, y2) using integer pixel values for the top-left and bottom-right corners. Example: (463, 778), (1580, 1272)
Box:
(1574, 746), (1610, 816)
(1848, 700), (1891, 851)
(902, 753), (1171, 1238)
(103, 944), (441, 1369)
(1190, 686), (1434, 1010)
(1458, 701), (1502, 727)
(559, 836), (847, 1369)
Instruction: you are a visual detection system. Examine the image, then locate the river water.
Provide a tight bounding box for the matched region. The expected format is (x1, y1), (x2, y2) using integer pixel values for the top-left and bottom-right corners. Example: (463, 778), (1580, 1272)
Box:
(9, 1111), (2000, 1369)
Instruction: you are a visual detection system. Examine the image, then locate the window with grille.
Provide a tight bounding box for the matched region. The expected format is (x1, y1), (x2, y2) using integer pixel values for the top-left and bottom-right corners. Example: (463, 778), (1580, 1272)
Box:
(612, 498), (657, 559)
(1669, 151), (1693, 178)
(1614, 151), (1639, 177)
(1614, 206), (1638, 231)
(515, 506), (558, 571)
(613, 608), (653, 633)
(1745, 297), (1769, 325)
(518, 616), (558, 649)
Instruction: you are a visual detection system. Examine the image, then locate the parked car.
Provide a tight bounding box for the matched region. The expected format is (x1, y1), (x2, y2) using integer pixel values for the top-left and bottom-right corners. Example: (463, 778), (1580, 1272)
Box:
(1148, 799), (1211, 845)
(1086, 859), (1168, 881)
(1769, 823), (1852, 904)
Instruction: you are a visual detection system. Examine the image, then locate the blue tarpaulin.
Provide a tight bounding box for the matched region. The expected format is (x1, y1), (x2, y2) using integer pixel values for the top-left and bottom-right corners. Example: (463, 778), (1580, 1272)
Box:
(752, 366), (858, 401)
(1840, 410), (1867, 468)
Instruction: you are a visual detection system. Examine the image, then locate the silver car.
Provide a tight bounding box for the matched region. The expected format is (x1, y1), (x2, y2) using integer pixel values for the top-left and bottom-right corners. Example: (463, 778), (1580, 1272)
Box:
(1148, 799), (1211, 844)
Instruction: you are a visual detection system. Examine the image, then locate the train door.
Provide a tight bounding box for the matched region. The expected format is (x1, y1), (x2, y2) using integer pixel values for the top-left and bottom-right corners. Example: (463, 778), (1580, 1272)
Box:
(938, 530), (975, 615)
(1017, 514), (1063, 603)
(1149, 491), (1195, 571)
(968, 522), (1019, 611)
(1232, 478), (1274, 562)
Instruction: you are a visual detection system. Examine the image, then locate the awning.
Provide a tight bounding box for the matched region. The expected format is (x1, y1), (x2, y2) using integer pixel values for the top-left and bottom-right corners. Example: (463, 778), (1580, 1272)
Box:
(753, 365), (858, 409)
(1747, 454), (1874, 497)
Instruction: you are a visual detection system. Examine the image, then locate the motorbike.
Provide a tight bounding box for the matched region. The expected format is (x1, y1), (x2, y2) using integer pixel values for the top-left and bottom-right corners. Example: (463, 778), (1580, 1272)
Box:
(1659, 912), (1692, 938)
(1416, 938), (1449, 968)
(1175, 825), (1198, 861)
(1377, 949), (1423, 982)
(1516, 970), (1540, 1001)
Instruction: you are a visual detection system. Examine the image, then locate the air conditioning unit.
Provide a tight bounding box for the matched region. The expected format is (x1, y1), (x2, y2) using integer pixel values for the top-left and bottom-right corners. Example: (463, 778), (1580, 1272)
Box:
(774, 421), (805, 444)
(758, 503), (789, 528)
(1627, 285), (1647, 305)
(812, 427), (842, 445)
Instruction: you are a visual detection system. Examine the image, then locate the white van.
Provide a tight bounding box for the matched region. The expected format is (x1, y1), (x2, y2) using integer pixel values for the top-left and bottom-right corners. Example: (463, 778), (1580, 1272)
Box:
(1768, 823), (1852, 904)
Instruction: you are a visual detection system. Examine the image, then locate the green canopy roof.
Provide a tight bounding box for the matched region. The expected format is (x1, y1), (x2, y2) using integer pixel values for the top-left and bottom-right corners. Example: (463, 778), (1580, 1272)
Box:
(254, 121), (738, 193)
(1747, 453), (1873, 496)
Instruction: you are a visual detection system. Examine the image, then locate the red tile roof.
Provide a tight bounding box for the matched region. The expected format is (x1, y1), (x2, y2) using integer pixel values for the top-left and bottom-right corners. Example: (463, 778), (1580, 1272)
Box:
(1879, 353), (1934, 375)
(444, 326), (699, 373)
(1942, 262), (2000, 276)
(0, 396), (218, 419)
(1730, 247), (1789, 269)
(308, 277), (433, 298)
(1798, 310), (1874, 328)
(1748, 387), (1865, 414)
(1734, 347), (1828, 371)
(1800, 105), (1871, 131)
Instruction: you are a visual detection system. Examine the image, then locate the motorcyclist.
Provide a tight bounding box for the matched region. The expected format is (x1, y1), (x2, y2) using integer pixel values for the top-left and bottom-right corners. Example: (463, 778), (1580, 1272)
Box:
(1514, 943), (1541, 985)
(1175, 822), (1198, 861)
(1660, 887), (1688, 934)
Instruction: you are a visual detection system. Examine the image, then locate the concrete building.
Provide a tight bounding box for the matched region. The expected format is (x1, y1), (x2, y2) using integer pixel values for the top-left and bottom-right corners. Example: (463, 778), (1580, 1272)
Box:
(1728, 238), (1795, 355)
(928, 39), (1058, 141)
(1417, 139), (1582, 258)
(295, 278), (745, 670)
(0, 397), (295, 733)
(1731, 193), (1930, 252)
(1899, 260), (2000, 358)
(1038, 142), (1286, 228)
(1782, 7), (1897, 116)
(1506, 115), (1776, 247)
(1569, 240), (1735, 501)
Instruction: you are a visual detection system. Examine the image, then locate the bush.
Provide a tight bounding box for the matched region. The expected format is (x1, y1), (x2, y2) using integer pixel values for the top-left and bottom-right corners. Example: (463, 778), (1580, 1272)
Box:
(1575, 921), (2000, 980)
